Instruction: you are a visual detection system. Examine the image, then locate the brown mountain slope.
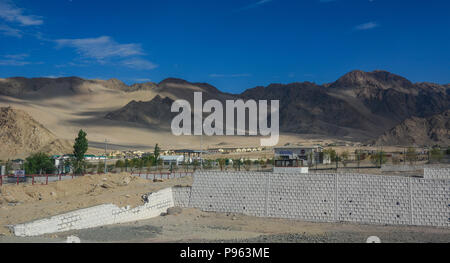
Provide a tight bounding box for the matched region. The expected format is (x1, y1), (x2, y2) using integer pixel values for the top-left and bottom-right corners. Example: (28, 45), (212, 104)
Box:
(375, 110), (450, 146)
(240, 70), (449, 139)
(328, 70), (449, 121)
(105, 95), (176, 128)
(0, 107), (72, 159)
(0, 70), (448, 149)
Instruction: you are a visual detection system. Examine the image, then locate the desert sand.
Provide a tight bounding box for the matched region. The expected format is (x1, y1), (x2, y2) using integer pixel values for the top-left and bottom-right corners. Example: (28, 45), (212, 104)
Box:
(0, 173), (192, 235)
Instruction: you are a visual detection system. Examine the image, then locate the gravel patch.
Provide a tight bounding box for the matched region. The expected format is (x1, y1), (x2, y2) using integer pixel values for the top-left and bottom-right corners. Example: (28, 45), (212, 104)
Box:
(211, 230), (450, 243)
(61, 224), (163, 242)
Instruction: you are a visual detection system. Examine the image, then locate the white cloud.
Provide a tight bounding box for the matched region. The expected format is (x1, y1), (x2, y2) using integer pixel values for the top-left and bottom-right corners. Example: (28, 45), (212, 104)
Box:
(355, 21), (379, 31)
(121, 58), (158, 70)
(235, 0), (272, 12)
(0, 60), (29, 66)
(0, 53), (30, 66)
(0, 23), (21, 37)
(0, 0), (43, 26)
(55, 36), (144, 60)
(55, 36), (157, 70)
(4, 53), (28, 59)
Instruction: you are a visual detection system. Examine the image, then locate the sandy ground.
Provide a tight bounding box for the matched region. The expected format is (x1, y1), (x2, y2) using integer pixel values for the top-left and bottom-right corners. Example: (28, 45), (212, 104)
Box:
(1, 172), (447, 243)
(0, 173), (192, 236)
(1, 208), (449, 243)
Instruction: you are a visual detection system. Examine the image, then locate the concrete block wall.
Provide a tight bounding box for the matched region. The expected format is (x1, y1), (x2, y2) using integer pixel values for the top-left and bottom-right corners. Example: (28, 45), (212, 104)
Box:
(267, 173), (335, 222)
(176, 171), (450, 228)
(424, 168), (450, 180)
(337, 174), (411, 225)
(13, 188), (174, 237)
(411, 179), (450, 227)
(172, 186), (192, 207)
(190, 172), (268, 217)
(273, 167), (308, 174)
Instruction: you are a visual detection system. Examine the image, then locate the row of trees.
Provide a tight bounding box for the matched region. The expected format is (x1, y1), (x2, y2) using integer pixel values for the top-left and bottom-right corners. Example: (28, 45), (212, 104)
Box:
(20, 130), (89, 175)
(322, 147), (447, 168)
(8, 127), (450, 175)
(114, 144), (162, 172)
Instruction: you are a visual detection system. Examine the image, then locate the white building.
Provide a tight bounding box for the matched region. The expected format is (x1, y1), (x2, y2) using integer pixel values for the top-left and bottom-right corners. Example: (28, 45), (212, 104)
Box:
(160, 155), (185, 166)
(272, 146), (330, 173)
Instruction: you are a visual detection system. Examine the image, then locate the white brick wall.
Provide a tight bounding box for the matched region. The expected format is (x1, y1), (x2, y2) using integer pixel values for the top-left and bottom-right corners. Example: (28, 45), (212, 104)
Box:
(337, 174), (411, 225)
(177, 171), (450, 228)
(13, 188), (174, 237)
(268, 173), (335, 222)
(273, 167), (308, 174)
(172, 186), (192, 207)
(411, 179), (450, 226)
(424, 168), (450, 180)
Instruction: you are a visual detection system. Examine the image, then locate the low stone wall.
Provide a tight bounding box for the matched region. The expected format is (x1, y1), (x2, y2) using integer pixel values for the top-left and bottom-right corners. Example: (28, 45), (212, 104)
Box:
(13, 188), (174, 237)
(273, 167), (308, 174)
(424, 168), (450, 180)
(173, 172), (450, 228)
(381, 165), (424, 172)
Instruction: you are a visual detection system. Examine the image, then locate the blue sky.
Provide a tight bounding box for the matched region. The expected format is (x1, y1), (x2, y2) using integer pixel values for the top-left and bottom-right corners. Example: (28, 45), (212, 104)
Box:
(0, 0), (449, 93)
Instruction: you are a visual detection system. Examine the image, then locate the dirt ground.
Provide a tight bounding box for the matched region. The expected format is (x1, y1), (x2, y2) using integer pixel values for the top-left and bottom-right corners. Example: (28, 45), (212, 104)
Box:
(0, 173), (192, 236)
(1, 172), (448, 243)
(1, 207), (449, 243)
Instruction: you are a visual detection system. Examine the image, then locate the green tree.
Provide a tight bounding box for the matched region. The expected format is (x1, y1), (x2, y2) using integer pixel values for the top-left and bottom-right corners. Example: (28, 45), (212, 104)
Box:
(73, 129), (88, 174)
(153, 144), (161, 165)
(115, 159), (124, 171)
(243, 159), (252, 171)
(218, 159), (226, 171)
(430, 147), (443, 163)
(137, 158), (144, 172)
(192, 159), (199, 171)
(232, 159), (242, 171)
(97, 161), (104, 174)
(405, 147), (416, 165)
(124, 159), (130, 172)
(324, 148), (338, 162)
(370, 151), (387, 166)
(341, 151), (350, 167)
(25, 153), (55, 175)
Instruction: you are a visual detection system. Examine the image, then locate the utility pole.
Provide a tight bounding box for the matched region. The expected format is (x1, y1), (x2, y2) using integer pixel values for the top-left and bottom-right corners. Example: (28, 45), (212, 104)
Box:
(104, 139), (108, 174)
(335, 154), (338, 171)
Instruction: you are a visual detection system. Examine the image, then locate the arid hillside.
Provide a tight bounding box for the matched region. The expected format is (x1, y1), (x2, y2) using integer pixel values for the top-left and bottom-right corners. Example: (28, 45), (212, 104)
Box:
(0, 107), (72, 159)
(375, 110), (450, 146)
(242, 70), (449, 139)
(0, 70), (449, 157)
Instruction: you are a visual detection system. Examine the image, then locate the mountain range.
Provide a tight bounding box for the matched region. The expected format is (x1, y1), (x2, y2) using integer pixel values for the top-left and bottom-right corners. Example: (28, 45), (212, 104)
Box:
(0, 70), (449, 155)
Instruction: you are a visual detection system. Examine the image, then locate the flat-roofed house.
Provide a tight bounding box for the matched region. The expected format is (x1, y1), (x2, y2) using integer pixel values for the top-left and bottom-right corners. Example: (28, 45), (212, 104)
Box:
(273, 146), (328, 173)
